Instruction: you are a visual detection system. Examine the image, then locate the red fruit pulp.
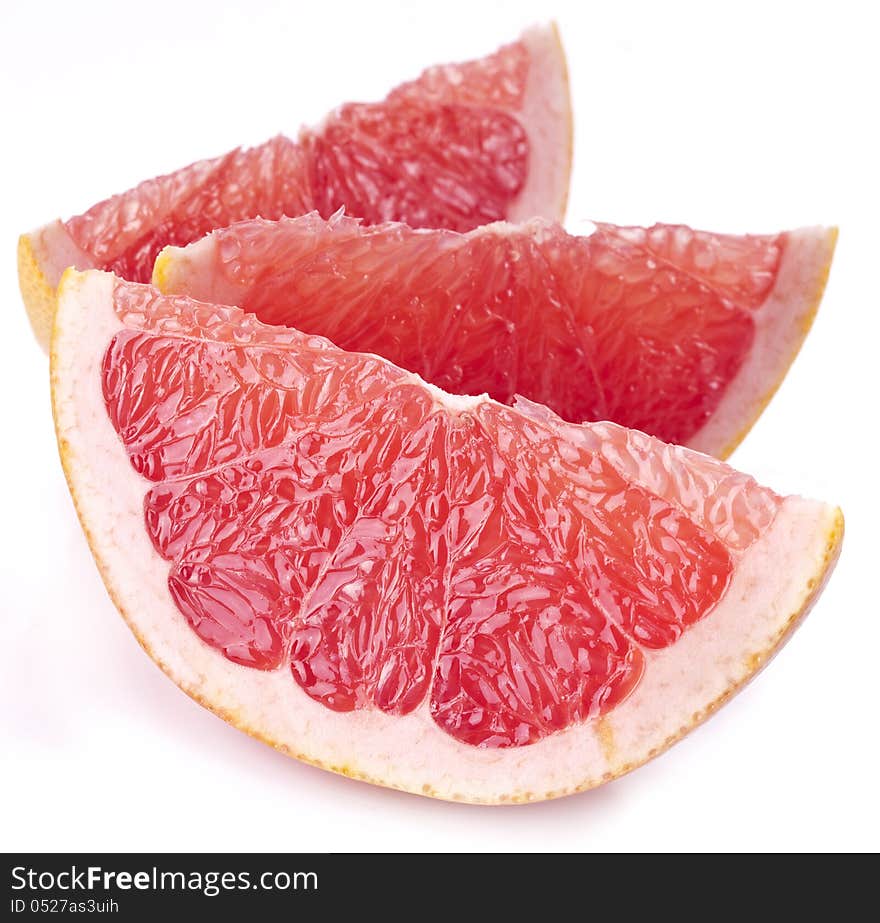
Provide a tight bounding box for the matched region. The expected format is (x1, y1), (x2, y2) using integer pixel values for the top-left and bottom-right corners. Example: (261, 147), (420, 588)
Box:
(96, 282), (786, 749)
(165, 215), (784, 445)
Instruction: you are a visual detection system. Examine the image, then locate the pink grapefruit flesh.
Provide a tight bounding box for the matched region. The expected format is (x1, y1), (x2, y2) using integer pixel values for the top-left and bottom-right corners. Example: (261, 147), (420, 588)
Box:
(20, 24), (571, 349)
(52, 269), (842, 801)
(154, 213), (836, 456)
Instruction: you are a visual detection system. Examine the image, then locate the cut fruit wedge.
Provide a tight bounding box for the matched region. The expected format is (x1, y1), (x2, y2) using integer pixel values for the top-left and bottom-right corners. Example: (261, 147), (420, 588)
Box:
(52, 269), (842, 803)
(20, 23), (571, 350)
(155, 213), (836, 456)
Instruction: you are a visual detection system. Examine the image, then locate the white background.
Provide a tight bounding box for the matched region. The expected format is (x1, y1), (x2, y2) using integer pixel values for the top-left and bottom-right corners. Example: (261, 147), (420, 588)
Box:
(1, 0), (878, 852)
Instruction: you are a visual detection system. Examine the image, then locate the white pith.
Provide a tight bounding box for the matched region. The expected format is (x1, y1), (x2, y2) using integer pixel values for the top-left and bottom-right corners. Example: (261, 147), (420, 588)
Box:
(28, 219), (99, 287)
(687, 226), (836, 457)
(52, 270), (840, 803)
(507, 23), (572, 223)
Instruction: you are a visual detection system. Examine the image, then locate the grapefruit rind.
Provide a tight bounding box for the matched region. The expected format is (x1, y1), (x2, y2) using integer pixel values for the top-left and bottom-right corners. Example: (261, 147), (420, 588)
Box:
(688, 225), (838, 458)
(506, 23), (572, 224)
(17, 233), (56, 350)
(52, 268), (842, 803)
(19, 222), (98, 351)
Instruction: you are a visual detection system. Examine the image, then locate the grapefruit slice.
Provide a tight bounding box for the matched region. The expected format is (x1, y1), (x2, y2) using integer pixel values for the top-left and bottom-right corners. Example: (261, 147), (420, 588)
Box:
(154, 213), (836, 456)
(52, 269), (842, 803)
(19, 24), (571, 350)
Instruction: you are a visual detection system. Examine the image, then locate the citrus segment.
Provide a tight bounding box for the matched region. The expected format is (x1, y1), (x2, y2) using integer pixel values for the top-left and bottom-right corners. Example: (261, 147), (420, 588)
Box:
(21, 24), (571, 350)
(307, 107), (526, 232)
(602, 223), (782, 310)
(71, 138), (314, 285)
(156, 213), (835, 454)
(52, 271), (841, 799)
(101, 282), (734, 742)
